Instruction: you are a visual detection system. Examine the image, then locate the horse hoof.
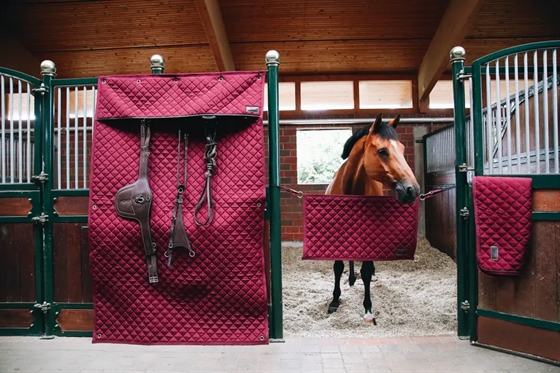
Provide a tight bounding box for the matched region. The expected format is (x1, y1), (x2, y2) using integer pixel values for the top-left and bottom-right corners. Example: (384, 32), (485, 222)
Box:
(363, 312), (376, 324)
(328, 304), (339, 314)
(372, 275), (378, 282)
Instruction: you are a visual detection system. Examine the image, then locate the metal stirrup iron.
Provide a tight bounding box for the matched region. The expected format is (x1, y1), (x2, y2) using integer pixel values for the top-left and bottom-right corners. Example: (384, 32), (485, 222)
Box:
(194, 116), (218, 226)
(166, 130), (194, 267)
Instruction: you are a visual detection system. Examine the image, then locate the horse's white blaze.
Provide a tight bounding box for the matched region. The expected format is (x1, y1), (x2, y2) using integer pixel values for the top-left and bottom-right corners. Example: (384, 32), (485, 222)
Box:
(390, 139), (398, 151)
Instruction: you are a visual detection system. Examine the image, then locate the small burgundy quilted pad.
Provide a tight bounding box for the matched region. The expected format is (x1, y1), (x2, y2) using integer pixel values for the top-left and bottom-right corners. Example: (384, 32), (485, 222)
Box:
(473, 176), (532, 276)
(303, 194), (419, 261)
(89, 71), (268, 344)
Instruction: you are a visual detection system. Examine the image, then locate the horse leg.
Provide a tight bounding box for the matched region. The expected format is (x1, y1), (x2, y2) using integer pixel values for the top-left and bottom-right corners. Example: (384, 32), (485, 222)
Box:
(328, 260), (344, 314)
(348, 261), (356, 286)
(361, 261), (377, 325)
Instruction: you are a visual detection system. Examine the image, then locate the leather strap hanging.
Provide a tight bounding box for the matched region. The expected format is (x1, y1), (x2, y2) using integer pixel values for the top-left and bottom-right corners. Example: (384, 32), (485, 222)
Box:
(194, 116), (218, 226)
(114, 119), (158, 283)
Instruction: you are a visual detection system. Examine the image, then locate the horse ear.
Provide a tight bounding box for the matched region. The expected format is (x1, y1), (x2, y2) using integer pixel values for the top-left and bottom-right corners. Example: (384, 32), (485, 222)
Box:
(369, 113), (383, 135)
(388, 114), (401, 129)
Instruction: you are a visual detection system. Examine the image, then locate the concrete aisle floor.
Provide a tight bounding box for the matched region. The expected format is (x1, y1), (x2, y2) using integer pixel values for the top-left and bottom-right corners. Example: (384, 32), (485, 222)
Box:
(1, 335), (559, 373)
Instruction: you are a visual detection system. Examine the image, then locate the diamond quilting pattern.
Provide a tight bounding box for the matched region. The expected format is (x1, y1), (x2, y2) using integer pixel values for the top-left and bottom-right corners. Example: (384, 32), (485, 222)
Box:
(302, 195), (419, 261)
(89, 73), (268, 345)
(473, 176), (532, 276)
(96, 72), (266, 119)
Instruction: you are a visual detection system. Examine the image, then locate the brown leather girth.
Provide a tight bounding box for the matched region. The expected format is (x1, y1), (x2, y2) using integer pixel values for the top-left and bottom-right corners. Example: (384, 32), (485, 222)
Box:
(114, 119), (158, 283)
(166, 130), (194, 267)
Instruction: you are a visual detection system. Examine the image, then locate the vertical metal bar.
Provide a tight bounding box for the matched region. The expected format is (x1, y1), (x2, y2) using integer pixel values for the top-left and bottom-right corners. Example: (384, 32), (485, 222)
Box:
(266, 50), (283, 341)
(524, 53), (531, 174)
(485, 65), (493, 174)
(57, 88), (62, 189)
(40, 60), (56, 337)
(9, 77), (15, 183)
(468, 78), (475, 169)
(504, 57), (512, 173)
(74, 87), (78, 189)
(450, 46), (470, 339)
(27, 83), (32, 182)
(534, 51), (540, 174)
(514, 55), (521, 173)
(83, 86), (87, 188)
(1, 75), (5, 183)
(495, 60), (502, 174)
(66, 87), (70, 189)
(18, 79), (23, 182)
(553, 49), (559, 174)
(542, 50), (549, 174)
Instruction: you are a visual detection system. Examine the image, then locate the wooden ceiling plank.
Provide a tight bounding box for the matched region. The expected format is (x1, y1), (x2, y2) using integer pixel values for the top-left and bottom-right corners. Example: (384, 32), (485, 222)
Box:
(0, 31), (41, 79)
(417, 0), (486, 106)
(195, 0), (235, 71)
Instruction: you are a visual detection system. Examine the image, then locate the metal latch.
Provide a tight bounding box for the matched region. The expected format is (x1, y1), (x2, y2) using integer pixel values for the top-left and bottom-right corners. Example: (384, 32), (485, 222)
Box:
(461, 300), (470, 312)
(458, 163), (468, 173)
(33, 302), (51, 313)
(460, 208), (470, 219)
(32, 213), (49, 224)
(457, 71), (472, 81)
(31, 172), (49, 183)
(32, 83), (49, 95)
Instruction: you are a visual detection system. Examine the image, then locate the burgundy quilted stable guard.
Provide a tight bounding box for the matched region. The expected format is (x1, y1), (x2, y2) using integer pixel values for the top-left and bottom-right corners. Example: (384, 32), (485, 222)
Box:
(303, 194), (419, 261)
(473, 176), (532, 276)
(89, 71), (269, 345)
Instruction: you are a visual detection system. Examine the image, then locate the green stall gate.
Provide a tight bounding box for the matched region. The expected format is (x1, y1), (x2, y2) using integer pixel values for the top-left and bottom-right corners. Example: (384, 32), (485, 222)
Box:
(449, 41), (560, 363)
(0, 52), (285, 340)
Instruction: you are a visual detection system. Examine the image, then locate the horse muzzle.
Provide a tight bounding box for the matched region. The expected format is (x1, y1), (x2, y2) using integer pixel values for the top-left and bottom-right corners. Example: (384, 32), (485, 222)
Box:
(395, 182), (420, 204)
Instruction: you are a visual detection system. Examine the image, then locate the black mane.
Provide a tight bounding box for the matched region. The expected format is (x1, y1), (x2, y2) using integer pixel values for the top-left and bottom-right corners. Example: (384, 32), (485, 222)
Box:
(341, 122), (398, 159)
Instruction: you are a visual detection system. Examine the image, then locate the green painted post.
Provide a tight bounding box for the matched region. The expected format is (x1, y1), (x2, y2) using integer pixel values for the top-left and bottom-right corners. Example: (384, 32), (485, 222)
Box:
(266, 50), (283, 341)
(450, 47), (470, 339)
(39, 60), (56, 338)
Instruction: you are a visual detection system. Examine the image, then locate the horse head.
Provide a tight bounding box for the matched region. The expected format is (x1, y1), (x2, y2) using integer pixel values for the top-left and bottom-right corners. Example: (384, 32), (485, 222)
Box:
(362, 113), (420, 204)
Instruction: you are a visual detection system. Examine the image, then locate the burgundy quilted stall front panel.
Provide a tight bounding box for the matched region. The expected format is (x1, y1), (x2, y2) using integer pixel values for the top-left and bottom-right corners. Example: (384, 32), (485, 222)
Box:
(473, 176), (532, 276)
(303, 194), (419, 261)
(89, 72), (268, 345)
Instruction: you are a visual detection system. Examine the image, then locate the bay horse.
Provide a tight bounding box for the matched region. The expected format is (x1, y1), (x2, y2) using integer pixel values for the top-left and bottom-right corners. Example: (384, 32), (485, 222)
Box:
(325, 113), (420, 323)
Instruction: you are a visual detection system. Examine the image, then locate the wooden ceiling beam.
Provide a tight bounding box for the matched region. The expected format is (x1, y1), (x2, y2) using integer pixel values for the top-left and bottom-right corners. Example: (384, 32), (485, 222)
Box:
(417, 0), (486, 110)
(0, 30), (41, 79)
(194, 0), (235, 71)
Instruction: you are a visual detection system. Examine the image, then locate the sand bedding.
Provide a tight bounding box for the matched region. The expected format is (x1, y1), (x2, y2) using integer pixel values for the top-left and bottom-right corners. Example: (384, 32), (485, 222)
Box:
(282, 238), (457, 338)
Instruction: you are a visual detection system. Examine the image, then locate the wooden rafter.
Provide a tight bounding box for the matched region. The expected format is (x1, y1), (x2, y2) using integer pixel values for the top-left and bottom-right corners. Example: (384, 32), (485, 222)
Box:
(417, 0), (486, 110)
(194, 0), (235, 71)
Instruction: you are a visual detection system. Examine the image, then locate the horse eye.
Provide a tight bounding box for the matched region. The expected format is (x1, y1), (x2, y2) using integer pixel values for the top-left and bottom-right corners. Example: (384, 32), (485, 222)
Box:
(377, 148), (389, 157)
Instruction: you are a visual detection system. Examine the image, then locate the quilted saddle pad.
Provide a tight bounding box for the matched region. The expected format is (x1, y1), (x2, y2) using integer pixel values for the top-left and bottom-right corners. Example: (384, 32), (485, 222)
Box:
(303, 194), (419, 261)
(89, 71), (269, 345)
(473, 176), (532, 276)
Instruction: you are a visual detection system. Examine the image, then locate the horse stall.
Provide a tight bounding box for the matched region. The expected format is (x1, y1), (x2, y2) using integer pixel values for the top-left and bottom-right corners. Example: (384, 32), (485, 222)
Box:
(426, 41), (560, 362)
(0, 54), (285, 342)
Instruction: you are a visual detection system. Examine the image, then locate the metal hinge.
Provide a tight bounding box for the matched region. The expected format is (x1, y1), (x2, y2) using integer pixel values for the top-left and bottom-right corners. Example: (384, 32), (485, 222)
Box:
(461, 300), (470, 312)
(32, 213), (49, 224)
(457, 71), (472, 81)
(458, 163), (468, 172)
(460, 208), (470, 219)
(31, 172), (49, 183)
(32, 83), (49, 95)
(33, 302), (51, 313)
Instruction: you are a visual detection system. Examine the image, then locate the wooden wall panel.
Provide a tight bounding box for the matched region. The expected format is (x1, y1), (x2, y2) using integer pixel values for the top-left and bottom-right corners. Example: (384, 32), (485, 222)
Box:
(53, 223), (92, 303)
(478, 316), (560, 362)
(0, 223), (36, 302)
(424, 173), (456, 259)
(56, 309), (94, 332)
(0, 198), (32, 216)
(0, 309), (33, 328)
(478, 221), (560, 323)
(534, 190), (560, 212)
(54, 196), (89, 216)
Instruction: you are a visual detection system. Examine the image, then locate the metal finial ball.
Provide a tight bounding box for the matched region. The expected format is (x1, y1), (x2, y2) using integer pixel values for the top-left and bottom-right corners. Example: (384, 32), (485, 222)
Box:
(265, 50), (280, 66)
(40, 60), (56, 76)
(449, 46), (466, 62)
(150, 54), (165, 70)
